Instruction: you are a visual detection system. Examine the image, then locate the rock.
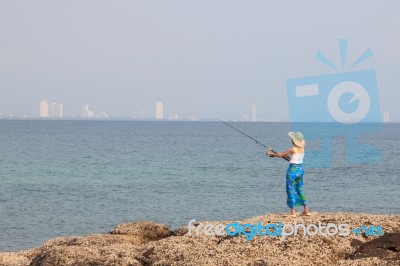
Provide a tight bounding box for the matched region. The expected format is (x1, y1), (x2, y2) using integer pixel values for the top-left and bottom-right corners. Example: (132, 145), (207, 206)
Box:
(29, 245), (144, 266)
(26, 222), (171, 266)
(109, 221), (172, 244)
(0, 252), (31, 266)
(173, 227), (188, 236)
(1, 213), (400, 266)
(350, 232), (400, 260)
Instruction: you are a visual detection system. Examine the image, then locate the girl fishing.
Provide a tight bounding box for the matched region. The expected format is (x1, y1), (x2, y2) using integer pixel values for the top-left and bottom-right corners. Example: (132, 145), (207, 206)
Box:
(267, 132), (310, 217)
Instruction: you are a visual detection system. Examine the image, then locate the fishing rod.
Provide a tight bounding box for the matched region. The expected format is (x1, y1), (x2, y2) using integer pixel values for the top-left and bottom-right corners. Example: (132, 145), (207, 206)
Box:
(217, 119), (290, 161)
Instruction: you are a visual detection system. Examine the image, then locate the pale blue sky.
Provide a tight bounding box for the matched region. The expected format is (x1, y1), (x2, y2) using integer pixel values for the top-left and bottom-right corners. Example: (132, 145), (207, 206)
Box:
(0, 1), (399, 120)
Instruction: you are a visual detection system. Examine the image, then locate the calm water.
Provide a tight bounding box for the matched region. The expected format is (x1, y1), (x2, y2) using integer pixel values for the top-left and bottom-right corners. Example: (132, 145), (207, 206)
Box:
(0, 120), (399, 251)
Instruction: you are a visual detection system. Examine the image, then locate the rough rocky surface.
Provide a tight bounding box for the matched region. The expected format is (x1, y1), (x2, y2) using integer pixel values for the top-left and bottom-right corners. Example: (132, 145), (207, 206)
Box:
(1, 213), (399, 266)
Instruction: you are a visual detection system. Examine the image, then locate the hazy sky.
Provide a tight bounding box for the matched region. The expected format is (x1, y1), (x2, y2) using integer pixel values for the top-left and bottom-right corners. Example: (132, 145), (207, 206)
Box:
(1, 1), (399, 120)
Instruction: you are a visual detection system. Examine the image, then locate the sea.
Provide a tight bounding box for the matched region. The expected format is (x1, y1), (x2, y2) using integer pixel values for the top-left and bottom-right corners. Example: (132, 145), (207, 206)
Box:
(0, 120), (399, 251)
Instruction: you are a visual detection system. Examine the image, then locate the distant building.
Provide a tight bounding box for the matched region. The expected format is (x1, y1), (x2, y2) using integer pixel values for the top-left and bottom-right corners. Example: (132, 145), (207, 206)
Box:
(40, 100), (49, 117)
(168, 113), (179, 120)
(139, 110), (146, 120)
(383, 112), (389, 122)
(155, 101), (164, 120)
(97, 111), (108, 119)
(48, 103), (63, 117)
(82, 104), (94, 118)
(241, 114), (249, 122)
(189, 115), (197, 121)
(251, 105), (257, 122)
(40, 100), (62, 117)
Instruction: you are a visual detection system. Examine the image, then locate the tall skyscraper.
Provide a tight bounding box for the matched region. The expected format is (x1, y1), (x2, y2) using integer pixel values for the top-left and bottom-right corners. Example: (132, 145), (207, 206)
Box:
(40, 100), (49, 117)
(251, 105), (257, 122)
(48, 102), (63, 117)
(383, 112), (389, 122)
(82, 104), (94, 118)
(40, 100), (63, 117)
(155, 101), (164, 120)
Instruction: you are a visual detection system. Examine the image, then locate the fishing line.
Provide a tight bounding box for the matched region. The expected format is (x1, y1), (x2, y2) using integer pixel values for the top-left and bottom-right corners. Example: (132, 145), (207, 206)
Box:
(218, 119), (290, 162)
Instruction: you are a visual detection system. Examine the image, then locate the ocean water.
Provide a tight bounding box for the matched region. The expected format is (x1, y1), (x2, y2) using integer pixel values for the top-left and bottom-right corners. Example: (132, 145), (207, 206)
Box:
(0, 120), (399, 251)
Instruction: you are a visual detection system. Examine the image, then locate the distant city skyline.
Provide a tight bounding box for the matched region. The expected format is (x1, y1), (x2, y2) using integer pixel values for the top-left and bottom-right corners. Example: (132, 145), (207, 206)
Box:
(0, 99), (394, 123)
(36, 100), (262, 121)
(1, 98), (270, 121)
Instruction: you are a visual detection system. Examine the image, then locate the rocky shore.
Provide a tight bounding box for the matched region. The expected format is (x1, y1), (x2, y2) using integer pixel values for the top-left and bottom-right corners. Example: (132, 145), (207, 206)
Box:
(1, 212), (399, 266)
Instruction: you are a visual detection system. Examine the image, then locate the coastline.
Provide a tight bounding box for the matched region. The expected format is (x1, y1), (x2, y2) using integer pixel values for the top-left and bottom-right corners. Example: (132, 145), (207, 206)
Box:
(1, 212), (399, 266)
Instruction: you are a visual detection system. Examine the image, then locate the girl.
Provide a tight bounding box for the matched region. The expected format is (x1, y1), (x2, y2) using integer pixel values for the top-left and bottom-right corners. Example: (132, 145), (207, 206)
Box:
(267, 132), (310, 217)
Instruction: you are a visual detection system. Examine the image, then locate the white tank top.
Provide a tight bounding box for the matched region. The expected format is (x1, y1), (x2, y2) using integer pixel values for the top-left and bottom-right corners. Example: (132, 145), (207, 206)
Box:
(290, 153), (304, 164)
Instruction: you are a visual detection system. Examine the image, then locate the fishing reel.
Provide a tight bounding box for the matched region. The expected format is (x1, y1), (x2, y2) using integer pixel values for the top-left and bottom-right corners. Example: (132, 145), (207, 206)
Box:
(267, 148), (277, 157)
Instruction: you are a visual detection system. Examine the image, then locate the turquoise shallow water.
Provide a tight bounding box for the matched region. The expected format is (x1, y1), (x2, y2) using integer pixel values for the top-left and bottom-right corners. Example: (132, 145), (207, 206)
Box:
(0, 120), (399, 251)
